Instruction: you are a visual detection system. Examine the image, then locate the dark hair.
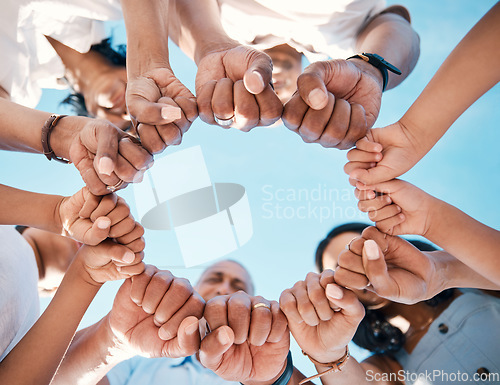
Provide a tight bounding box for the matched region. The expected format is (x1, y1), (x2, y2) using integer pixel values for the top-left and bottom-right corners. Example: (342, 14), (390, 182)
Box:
(60, 38), (126, 117)
(315, 222), (370, 272)
(316, 222), (455, 354)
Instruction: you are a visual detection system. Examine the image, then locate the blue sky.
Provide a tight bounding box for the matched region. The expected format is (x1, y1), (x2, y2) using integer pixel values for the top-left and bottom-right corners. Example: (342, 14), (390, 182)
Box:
(1, 0), (498, 377)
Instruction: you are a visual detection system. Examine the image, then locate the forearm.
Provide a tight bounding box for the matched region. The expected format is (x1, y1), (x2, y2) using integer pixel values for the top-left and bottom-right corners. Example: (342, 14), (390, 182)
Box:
(169, 0), (238, 64)
(52, 316), (130, 385)
(400, 3), (500, 152)
(0, 258), (101, 385)
(432, 251), (500, 293)
(355, 8), (420, 90)
(0, 97), (87, 159)
(121, 0), (170, 77)
(426, 199), (500, 284)
(0, 184), (63, 234)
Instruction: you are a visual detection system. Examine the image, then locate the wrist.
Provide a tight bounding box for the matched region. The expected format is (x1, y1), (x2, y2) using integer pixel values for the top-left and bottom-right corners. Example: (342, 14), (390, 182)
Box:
(100, 314), (136, 363)
(348, 58), (384, 92)
(304, 347), (348, 368)
(195, 37), (239, 65)
(243, 351), (292, 385)
(49, 115), (89, 160)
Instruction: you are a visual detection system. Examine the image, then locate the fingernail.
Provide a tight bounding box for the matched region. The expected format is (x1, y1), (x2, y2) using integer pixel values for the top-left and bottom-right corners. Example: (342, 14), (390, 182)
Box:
(158, 327), (170, 341)
(364, 240), (380, 260)
(186, 320), (199, 335)
(116, 266), (122, 272)
(133, 171), (144, 183)
(98, 157), (114, 176)
(308, 89), (328, 109)
(161, 105), (182, 121)
(123, 251), (135, 264)
(251, 70), (265, 89)
(326, 284), (343, 300)
(218, 328), (231, 345)
(96, 217), (111, 229)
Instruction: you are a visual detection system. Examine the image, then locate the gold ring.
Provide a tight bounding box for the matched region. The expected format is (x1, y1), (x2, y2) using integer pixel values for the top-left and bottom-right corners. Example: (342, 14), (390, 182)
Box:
(252, 302), (271, 311)
(107, 179), (124, 193)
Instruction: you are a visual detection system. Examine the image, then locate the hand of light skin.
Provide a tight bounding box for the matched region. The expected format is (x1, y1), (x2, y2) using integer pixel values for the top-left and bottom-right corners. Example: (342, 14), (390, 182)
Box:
(335, 226), (438, 304)
(61, 117), (153, 195)
(354, 179), (438, 236)
(200, 292), (290, 385)
(344, 121), (429, 185)
(282, 59), (384, 149)
(126, 67), (198, 154)
(107, 265), (205, 358)
(196, 45), (283, 131)
(57, 187), (143, 246)
(279, 271), (365, 365)
(77, 239), (145, 285)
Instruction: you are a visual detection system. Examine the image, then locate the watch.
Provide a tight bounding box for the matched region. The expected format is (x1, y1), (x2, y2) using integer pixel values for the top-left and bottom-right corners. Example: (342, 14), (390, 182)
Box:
(347, 53), (402, 91)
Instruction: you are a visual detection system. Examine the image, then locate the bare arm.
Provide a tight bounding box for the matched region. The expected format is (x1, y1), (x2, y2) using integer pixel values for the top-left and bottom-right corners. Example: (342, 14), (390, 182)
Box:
(0, 184), (63, 234)
(0, 255), (102, 385)
(426, 200), (500, 285)
(168, 0), (238, 64)
(401, 3), (500, 152)
(355, 6), (420, 90)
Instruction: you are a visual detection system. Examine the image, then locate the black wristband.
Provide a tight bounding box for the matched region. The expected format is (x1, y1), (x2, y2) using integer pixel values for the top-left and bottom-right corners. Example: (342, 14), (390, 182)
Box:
(240, 351), (293, 385)
(347, 53), (402, 91)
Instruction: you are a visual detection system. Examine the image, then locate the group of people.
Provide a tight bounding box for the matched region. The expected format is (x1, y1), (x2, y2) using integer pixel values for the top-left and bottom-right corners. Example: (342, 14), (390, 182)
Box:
(1, 0), (499, 384)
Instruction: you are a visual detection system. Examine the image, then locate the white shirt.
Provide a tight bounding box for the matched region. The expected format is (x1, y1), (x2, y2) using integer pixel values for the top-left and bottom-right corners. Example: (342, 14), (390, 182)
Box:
(0, 226), (39, 361)
(0, 0), (122, 107)
(217, 0), (386, 62)
(107, 355), (239, 385)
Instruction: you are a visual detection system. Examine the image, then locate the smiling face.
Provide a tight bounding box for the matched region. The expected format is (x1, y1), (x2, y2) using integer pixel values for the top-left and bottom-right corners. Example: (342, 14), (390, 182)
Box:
(264, 44), (303, 104)
(195, 260), (255, 301)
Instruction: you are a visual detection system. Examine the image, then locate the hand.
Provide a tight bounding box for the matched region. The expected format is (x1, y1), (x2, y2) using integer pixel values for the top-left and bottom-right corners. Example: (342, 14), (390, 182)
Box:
(279, 271), (364, 364)
(354, 179), (439, 236)
(345, 121), (429, 185)
(282, 59), (383, 149)
(108, 265), (205, 358)
(58, 188), (143, 246)
(76, 239), (145, 285)
(335, 226), (438, 304)
(126, 67), (198, 154)
(200, 292), (289, 384)
(196, 45), (283, 131)
(59, 117), (153, 195)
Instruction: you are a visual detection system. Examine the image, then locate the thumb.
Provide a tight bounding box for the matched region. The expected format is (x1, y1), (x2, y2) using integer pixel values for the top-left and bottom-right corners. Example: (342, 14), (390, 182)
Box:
(93, 122), (119, 178)
(160, 316), (201, 357)
(297, 62), (329, 110)
(83, 239), (136, 267)
(199, 326), (234, 370)
(361, 239), (392, 293)
(128, 94), (182, 125)
(82, 216), (111, 246)
(349, 164), (395, 186)
(243, 53), (273, 95)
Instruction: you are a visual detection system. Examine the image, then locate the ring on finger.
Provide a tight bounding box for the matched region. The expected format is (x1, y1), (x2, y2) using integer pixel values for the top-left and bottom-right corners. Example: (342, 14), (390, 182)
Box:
(214, 114), (234, 127)
(252, 302), (271, 311)
(107, 179), (124, 193)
